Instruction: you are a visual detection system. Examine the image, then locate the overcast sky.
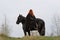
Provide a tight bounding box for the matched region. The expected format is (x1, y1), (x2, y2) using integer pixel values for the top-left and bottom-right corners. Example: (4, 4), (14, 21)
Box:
(0, 0), (60, 37)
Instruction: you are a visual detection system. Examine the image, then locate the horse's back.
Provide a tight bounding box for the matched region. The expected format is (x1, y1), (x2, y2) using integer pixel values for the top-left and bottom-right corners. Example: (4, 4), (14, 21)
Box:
(36, 18), (45, 26)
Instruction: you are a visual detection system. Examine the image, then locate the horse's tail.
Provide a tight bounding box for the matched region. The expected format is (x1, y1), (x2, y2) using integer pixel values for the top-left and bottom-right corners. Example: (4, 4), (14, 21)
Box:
(36, 18), (45, 36)
(40, 20), (45, 36)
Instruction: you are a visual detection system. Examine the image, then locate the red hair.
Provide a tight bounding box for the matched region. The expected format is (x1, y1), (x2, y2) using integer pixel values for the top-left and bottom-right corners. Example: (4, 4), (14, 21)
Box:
(28, 9), (34, 16)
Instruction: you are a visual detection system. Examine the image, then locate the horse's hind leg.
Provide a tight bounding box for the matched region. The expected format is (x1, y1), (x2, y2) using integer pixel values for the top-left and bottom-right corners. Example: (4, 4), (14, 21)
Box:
(38, 30), (41, 36)
(24, 31), (26, 36)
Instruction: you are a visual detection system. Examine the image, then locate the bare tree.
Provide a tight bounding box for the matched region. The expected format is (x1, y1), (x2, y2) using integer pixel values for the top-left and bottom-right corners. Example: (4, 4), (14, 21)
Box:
(51, 13), (60, 36)
(3, 14), (9, 36)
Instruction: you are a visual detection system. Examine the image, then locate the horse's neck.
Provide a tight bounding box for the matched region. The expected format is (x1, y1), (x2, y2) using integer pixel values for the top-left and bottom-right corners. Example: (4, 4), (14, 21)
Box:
(21, 17), (26, 24)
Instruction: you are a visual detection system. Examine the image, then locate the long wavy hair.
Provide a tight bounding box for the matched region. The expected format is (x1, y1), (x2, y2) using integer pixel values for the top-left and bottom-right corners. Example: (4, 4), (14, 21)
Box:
(28, 9), (34, 16)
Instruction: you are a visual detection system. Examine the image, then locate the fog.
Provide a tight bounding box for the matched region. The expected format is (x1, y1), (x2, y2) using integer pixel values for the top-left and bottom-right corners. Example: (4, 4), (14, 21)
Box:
(0, 0), (60, 37)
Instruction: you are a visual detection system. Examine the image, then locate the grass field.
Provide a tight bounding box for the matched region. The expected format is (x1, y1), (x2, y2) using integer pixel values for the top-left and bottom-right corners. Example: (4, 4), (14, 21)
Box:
(0, 34), (60, 40)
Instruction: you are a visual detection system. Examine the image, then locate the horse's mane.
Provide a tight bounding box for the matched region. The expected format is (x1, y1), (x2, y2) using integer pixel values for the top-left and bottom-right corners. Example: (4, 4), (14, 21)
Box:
(19, 14), (25, 18)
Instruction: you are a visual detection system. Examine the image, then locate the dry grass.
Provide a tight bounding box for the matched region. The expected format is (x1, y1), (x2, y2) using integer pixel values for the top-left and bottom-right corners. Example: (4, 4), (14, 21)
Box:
(0, 34), (60, 40)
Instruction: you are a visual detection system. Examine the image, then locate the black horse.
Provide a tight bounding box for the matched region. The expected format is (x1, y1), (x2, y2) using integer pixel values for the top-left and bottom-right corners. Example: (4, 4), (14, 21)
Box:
(16, 14), (45, 36)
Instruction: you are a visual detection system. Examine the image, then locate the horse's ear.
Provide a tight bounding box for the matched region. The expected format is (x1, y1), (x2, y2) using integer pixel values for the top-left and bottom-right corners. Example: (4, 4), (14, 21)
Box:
(19, 14), (21, 15)
(19, 14), (21, 16)
(19, 14), (22, 17)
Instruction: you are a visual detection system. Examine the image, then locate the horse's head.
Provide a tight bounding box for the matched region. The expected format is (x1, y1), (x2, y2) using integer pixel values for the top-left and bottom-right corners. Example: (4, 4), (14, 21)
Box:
(16, 14), (24, 24)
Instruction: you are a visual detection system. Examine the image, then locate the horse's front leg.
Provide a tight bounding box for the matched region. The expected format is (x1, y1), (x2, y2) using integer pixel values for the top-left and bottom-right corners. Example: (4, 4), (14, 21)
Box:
(28, 31), (30, 36)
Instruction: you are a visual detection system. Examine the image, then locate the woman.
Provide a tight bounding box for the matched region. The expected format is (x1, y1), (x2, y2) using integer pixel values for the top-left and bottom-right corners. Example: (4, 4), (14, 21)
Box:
(26, 9), (37, 35)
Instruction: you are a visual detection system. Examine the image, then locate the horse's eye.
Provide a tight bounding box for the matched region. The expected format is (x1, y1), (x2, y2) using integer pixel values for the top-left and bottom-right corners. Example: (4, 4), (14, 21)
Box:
(18, 17), (20, 19)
